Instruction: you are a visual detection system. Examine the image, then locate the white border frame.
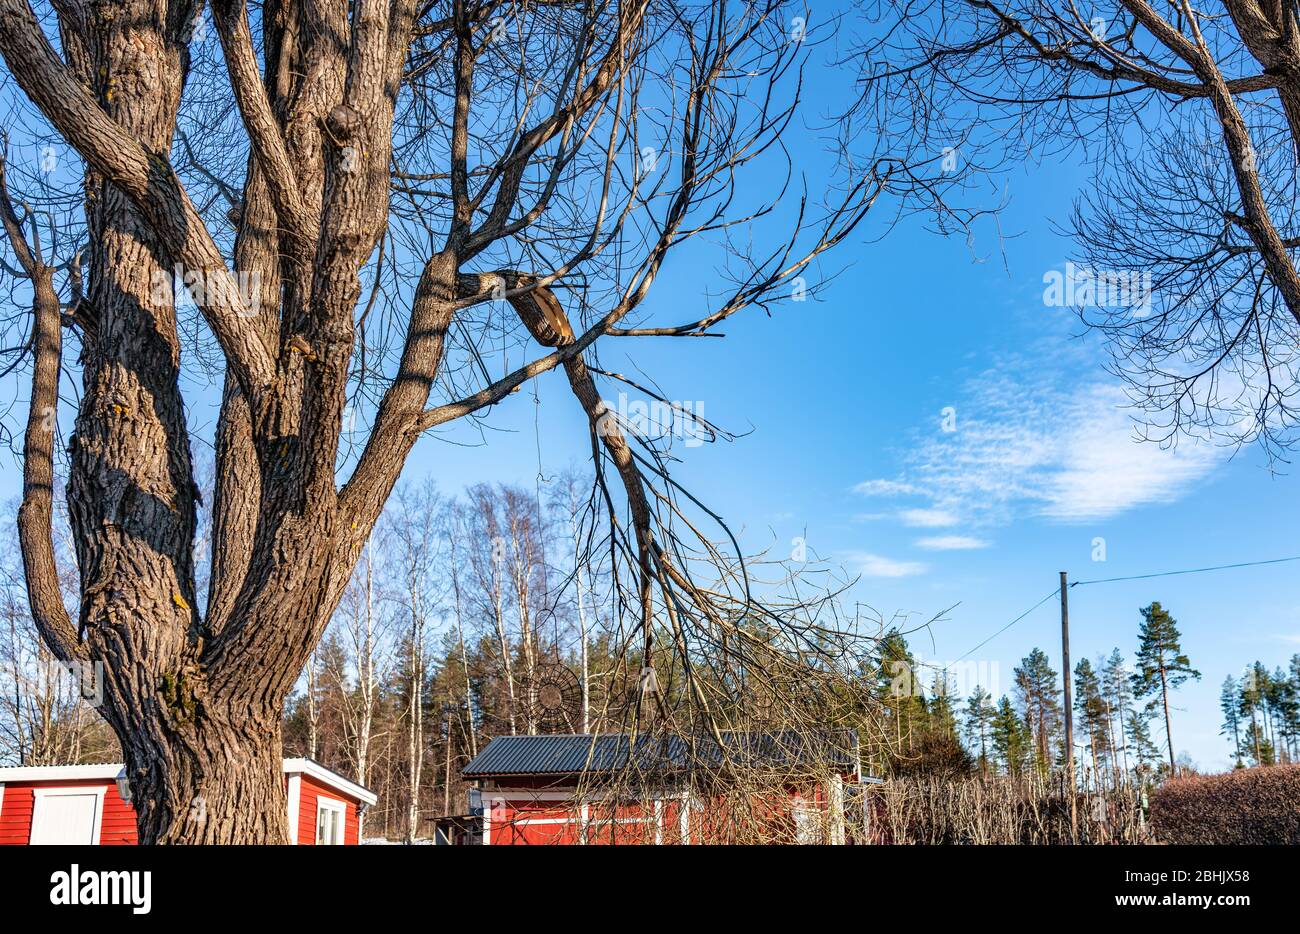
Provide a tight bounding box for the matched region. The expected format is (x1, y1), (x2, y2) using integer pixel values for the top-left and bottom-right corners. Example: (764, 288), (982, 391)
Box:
(314, 794), (347, 845)
(30, 785), (107, 845)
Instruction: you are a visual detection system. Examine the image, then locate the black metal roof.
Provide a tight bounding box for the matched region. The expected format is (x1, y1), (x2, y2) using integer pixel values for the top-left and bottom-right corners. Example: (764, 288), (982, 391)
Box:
(461, 730), (859, 778)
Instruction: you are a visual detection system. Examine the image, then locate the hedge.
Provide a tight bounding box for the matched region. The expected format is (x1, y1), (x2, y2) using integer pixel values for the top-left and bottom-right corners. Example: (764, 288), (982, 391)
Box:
(1150, 764), (1300, 844)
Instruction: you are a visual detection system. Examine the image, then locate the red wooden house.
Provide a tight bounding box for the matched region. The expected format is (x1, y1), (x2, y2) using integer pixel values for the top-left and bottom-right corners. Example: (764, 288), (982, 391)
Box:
(461, 731), (873, 845)
(0, 758), (376, 845)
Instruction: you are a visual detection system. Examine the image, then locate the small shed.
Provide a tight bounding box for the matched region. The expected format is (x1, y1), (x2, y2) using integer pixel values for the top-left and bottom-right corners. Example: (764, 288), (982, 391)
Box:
(461, 731), (872, 845)
(0, 757), (376, 845)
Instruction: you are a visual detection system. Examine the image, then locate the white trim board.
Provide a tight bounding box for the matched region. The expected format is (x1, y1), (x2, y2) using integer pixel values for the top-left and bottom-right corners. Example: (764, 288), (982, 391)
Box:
(0, 758), (378, 807)
(283, 758), (378, 806)
(0, 764), (121, 782)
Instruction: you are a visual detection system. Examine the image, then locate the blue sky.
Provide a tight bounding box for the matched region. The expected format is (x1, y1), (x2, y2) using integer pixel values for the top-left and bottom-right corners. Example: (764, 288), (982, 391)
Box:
(3, 8), (1297, 772)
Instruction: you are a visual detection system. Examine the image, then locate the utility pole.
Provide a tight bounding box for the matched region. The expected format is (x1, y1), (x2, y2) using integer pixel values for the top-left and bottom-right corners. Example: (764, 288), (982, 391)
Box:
(1060, 570), (1076, 841)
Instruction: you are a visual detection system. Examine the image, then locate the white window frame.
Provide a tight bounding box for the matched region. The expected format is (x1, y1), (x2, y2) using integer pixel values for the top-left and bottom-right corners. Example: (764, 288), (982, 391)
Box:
(315, 795), (347, 845)
(30, 785), (107, 845)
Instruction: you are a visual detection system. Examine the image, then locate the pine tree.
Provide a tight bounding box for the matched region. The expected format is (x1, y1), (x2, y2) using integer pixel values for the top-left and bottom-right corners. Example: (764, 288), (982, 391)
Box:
(927, 672), (959, 738)
(1220, 675), (1244, 767)
(1282, 655), (1300, 763)
(1126, 702), (1162, 774)
(991, 695), (1031, 776)
(1243, 720), (1276, 766)
(1014, 648), (1062, 776)
(1101, 648), (1134, 779)
(1131, 602), (1200, 773)
(1267, 667), (1288, 763)
(963, 685), (997, 774)
(1073, 658), (1110, 784)
(1240, 662), (1267, 766)
(890, 671), (973, 777)
(1273, 673), (1299, 764)
(877, 631), (926, 757)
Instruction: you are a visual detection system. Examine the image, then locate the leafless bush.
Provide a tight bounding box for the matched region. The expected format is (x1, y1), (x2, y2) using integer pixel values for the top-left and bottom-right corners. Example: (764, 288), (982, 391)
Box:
(868, 774), (1153, 845)
(1151, 765), (1300, 845)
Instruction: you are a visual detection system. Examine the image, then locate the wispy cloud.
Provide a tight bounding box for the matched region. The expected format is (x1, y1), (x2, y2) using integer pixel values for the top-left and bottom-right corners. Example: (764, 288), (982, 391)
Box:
(854, 354), (1222, 526)
(916, 535), (991, 551)
(845, 551), (929, 578)
(854, 478), (918, 496)
(898, 507), (960, 528)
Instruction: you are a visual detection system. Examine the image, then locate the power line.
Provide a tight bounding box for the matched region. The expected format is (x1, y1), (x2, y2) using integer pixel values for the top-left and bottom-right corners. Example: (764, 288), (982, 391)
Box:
(943, 552), (1300, 670)
(948, 587), (1060, 666)
(1071, 554), (1300, 587)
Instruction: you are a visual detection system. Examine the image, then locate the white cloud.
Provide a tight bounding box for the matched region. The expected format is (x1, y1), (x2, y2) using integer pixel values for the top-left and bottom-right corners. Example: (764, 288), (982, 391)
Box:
(845, 551), (929, 578)
(1036, 387), (1221, 519)
(916, 535), (991, 551)
(898, 507), (959, 528)
(884, 362), (1222, 526)
(853, 478), (917, 497)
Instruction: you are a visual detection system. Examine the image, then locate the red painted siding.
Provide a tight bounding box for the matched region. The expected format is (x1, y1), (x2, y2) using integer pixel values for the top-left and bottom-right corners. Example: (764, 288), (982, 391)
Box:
(100, 783), (139, 845)
(482, 783), (845, 845)
(296, 773), (360, 845)
(0, 782), (34, 845)
(0, 779), (137, 845)
(1, 770), (366, 844)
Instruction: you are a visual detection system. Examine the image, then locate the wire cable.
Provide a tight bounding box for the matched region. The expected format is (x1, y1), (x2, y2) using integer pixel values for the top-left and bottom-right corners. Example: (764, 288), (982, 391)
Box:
(1071, 554), (1300, 587)
(947, 587), (1061, 666)
(935, 552), (1300, 677)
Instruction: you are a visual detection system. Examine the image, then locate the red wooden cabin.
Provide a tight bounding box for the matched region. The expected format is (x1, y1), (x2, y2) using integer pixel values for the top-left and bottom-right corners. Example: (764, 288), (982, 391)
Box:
(461, 731), (876, 845)
(0, 758), (376, 845)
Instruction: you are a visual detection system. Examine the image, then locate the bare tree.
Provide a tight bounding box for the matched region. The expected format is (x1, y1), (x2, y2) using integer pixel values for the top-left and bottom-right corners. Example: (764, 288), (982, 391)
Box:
(444, 505), (477, 758)
(303, 646), (321, 761)
(0, 504), (118, 766)
(0, 0), (882, 841)
(552, 469), (603, 734)
(851, 0), (1300, 454)
(462, 487), (518, 734)
(383, 480), (444, 841)
(332, 539), (391, 837)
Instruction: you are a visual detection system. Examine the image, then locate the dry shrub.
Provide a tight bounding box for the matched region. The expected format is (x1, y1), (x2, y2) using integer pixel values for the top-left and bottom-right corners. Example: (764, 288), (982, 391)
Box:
(1150, 765), (1300, 845)
(866, 774), (1152, 844)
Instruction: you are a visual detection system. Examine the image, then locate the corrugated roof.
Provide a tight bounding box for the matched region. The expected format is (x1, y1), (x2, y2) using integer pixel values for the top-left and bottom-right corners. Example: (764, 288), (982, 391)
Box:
(462, 731), (859, 778)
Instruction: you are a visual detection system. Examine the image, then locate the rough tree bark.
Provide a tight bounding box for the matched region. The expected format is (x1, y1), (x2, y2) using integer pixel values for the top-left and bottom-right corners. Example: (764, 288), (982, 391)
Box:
(0, 0), (429, 841)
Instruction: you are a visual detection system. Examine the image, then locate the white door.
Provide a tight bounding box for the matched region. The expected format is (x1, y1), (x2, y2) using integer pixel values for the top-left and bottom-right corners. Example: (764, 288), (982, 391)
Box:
(30, 792), (101, 844)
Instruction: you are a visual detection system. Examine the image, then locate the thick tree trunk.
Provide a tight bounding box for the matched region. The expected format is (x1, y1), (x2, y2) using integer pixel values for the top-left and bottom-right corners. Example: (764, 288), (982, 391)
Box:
(124, 707), (289, 845)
